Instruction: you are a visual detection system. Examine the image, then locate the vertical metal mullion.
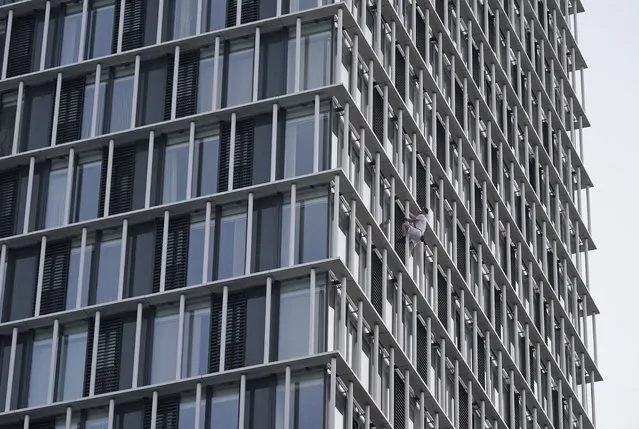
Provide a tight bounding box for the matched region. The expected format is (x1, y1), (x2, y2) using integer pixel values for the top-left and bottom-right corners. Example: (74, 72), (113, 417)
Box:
(150, 391), (158, 429)
(117, 0), (126, 53)
(212, 37), (220, 110)
(156, 0), (164, 44)
(75, 228), (88, 308)
(22, 157), (35, 234)
(348, 200), (356, 273)
(309, 268), (316, 354)
(47, 319), (60, 404)
(117, 219), (127, 300)
(202, 201), (212, 283)
(228, 113), (236, 191)
(294, 18), (301, 93)
(145, 132), (155, 208)
(78, 0), (89, 61)
(64, 149), (75, 225)
(11, 81), (23, 155)
(366, 225), (372, 297)
(245, 193), (254, 275)
(103, 140), (115, 216)
(194, 383), (203, 428)
(159, 211), (169, 292)
(130, 56), (140, 128)
(89, 311), (101, 396)
(331, 175), (340, 258)
(238, 375), (247, 427)
(171, 46), (180, 120)
(356, 300), (363, 374)
(40, 2), (51, 71)
(107, 399), (115, 429)
(50, 73), (63, 145)
(288, 183), (296, 266)
(186, 122), (196, 198)
(313, 95), (321, 173)
(4, 327), (17, 411)
(196, 0), (204, 34)
(219, 285), (229, 372)
(263, 277), (272, 363)
(65, 406), (72, 429)
(132, 302), (143, 388)
(339, 277), (347, 354)
(358, 127), (365, 194)
(90, 65), (101, 137)
(34, 237), (47, 316)
(346, 381), (354, 429)
(328, 357), (337, 425)
(372, 325), (379, 403)
(236, 0), (242, 27)
(283, 366), (291, 429)
(176, 294), (185, 379)
(0, 245), (6, 318)
(1, 10), (12, 79)
(252, 28), (260, 101)
(270, 104), (278, 181)
(335, 10), (343, 85)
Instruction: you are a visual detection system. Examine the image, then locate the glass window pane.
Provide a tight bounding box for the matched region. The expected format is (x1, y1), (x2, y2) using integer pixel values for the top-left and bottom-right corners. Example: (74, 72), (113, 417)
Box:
(278, 280), (310, 360)
(85, 411), (108, 429)
(172, 0), (198, 39)
(299, 196), (328, 263)
(87, 4), (115, 59)
(181, 304), (210, 378)
(0, 94), (17, 157)
(179, 395), (205, 429)
(60, 12), (82, 66)
(108, 75), (134, 133)
(56, 328), (87, 401)
(66, 243), (92, 310)
(284, 113), (314, 178)
(210, 387), (239, 429)
(150, 310), (179, 384)
(300, 30), (332, 91)
(82, 82), (107, 138)
(74, 158), (102, 222)
(192, 135), (219, 198)
(203, 0), (225, 32)
(225, 47), (254, 107)
(28, 333), (53, 407)
(217, 211), (246, 279)
(197, 57), (214, 113)
(290, 373), (325, 429)
(162, 141), (189, 204)
(45, 167), (68, 229)
(187, 220), (205, 286)
(94, 237), (120, 304)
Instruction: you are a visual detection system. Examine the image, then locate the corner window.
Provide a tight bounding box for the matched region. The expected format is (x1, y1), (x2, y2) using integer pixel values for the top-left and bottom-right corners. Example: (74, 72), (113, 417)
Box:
(287, 25), (332, 93)
(56, 325), (88, 401)
(283, 109), (329, 178)
(282, 373), (325, 429)
(280, 193), (329, 266)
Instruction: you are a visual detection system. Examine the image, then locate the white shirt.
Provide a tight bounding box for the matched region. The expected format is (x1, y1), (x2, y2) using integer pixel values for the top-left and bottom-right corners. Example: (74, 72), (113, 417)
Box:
(413, 214), (427, 234)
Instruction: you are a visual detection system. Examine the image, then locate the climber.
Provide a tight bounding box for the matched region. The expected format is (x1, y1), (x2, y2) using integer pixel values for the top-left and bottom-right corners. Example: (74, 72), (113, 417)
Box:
(402, 206), (429, 252)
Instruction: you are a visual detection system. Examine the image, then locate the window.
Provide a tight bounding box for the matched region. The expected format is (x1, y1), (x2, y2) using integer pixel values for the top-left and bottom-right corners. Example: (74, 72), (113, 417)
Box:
(93, 234), (121, 305)
(1, 245), (39, 322)
(44, 164), (68, 229)
(283, 373), (325, 429)
(149, 308), (179, 384)
(21, 83), (54, 152)
(223, 42), (254, 107)
(277, 277), (326, 360)
(197, 54), (215, 113)
(287, 26), (332, 92)
(137, 58), (169, 126)
(179, 394), (205, 429)
(192, 133), (220, 198)
(0, 92), (17, 157)
(283, 109), (329, 178)
(124, 221), (156, 298)
(215, 209), (246, 280)
(81, 79), (107, 138)
(56, 326), (88, 401)
(245, 378), (275, 429)
(72, 155), (102, 222)
(280, 194), (329, 266)
(162, 139), (189, 204)
(66, 241), (92, 310)
(86, 1), (115, 59)
(84, 410), (109, 429)
(201, 0), (226, 32)
(187, 217), (214, 286)
(107, 73), (134, 133)
(181, 302), (210, 378)
(28, 331), (53, 407)
(289, 0), (318, 13)
(59, 8), (83, 66)
(165, 0), (198, 40)
(209, 386), (240, 429)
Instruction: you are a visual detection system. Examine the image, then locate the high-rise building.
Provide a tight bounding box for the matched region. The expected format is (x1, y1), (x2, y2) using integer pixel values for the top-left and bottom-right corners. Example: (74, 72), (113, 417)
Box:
(0, 0), (599, 428)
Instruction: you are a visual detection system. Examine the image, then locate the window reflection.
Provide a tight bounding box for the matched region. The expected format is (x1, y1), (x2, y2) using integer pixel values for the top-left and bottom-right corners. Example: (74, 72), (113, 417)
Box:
(44, 166), (68, 229)
(81, 81), (106, 139)
(197, 56), (214, 113)
(150, 309), (179, 384)
(87, 3), (115, 59)
(85, 410), (109, 429)
(73, 156), (102, 223)
(162, 140), (189, 204)
(94, 235), (121, 305)
(168, 0), (198, 40)
(283, 108), (329, 179)
(192, 134), (220, 197)
(67, 242), (92, 310)
(209, 387), (239, 429)
(181, 303), (210, 378)
(225, 45), (254, 107)
(287, 27), (332, 93)
(280, 195), (329, 266)
(60, 11), (82, 66)
(108, 75), (134, 133)
(56, 327), (87, 401)
(28, 332), (52, 407)
(179, 394), (205, 429)
(216, 211), (246, 280)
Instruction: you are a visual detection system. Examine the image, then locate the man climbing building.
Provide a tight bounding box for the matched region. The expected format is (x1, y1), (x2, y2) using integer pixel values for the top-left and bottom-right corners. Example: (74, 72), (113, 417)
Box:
(401, 206), (429, 252)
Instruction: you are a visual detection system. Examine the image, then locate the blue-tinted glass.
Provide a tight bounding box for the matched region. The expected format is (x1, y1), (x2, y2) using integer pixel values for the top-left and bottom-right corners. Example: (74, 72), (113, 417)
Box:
(172, 0), (198, 39)
(88, 5), (114, 59)
(95, 238), (120, 304)
(150, 311), (179, 384)
(197, 57), (214, 113)
(45, 167), (68, 228)
(74, 159), (102, 222)
(66, 244), (92, 310)
(181, 306), (210, 378)
(162, 142), (189, 204)
(28, 335), (52, 407)
(217, 212), (246, 279)
(60, 12), (82, 65)
(187, 221), (205, 286)
(82, 82), (107, 138)
(192, 136), (219, 197)
(56, 329), (87, 401)
(284, 114), (314, 178)
(108, 75), (134, 133)
(226, 48), (253, 107)
(300, 197), (328, 262)
(210, 388), (239, 429)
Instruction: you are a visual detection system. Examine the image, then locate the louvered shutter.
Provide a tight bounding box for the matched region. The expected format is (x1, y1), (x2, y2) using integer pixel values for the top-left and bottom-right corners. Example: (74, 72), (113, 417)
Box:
(436, 120), (446, 167)
(394, 372), (406, 429)
(371, 251), (383, 316)
(111, 0), (121, 54)
(0, 170), (19, 238)
(226, 0), (237, 27)
(109, 145), (136, 215)
(39, 240), (71, 315)
(7, 15), (35, 78)
(416, 14), (426, 60)
(209, 294), (223, 372)
(459, 383), (469, 429)
(372, 89), (384, 143)
(152, 218), (164, 293)
(456, 225), (466, 279)
(416, 320), (428, 384)
(395, 48), (406, 100)
(416, 160), (426, 208)
(437, 271), (447, 327)
(495, 289), (503, 337)
(394, 204), (406, 263)
(122, 0), (146, 51)
(233, 119), (254, 189)
(164, 55), (175, 121)
(29, 418), (56, 429)
(83, 319), (95, 396)
(94, 318), (123, 394)
(477, 333), (486, 387)
(225, 293), (246, 370)
(142, 398), (153, 429)
(474, 184), (483, 228)
(156, 397), (180, 429)
(241, 0), (259, 23)
(56, 77), (86, 144)
(175, 51), (199, 118)
(218, 122), (231, 192)
(165, 216), (190, 291)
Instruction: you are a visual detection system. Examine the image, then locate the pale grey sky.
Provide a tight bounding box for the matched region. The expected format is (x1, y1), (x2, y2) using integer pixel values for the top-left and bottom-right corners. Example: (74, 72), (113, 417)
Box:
(580, 1), (639, 428)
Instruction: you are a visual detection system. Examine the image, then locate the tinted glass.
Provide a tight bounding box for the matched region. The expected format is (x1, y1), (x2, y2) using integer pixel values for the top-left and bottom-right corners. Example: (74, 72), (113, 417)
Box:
(66, 244), (92, 310)
(24, 85), (54, 152)
(278, 280), (309, 360)
(187, 221), (205, 286)
(88, 4), (115, 59)
(28, 335), (52, 407)
(0, 96), (16, 157)
(44, 167), (68, 228)
(94, 237), (120, 304)
(217, 212), (246, 279)
(192, 135), (220, 197)
(82, 82), (107, 138)
(197, 57), (214, 113)
(171, 0), (198, 39)
(162, 142), (189, 204)
(226, 48), (254, 107)
(150, 311), (179, 384)
(299, 196), (328, 262)
(210, 387), (239, 429)
(300, 31), (331, 91)
(181, 305), (210, 377)
(74, 159), (102, 222)
(284, 114), (314, 178)
(109, 75), (134, 133)
(60, 12), (82, 66)
(203, 0), (225, 31)
(56, 329), (87, 401)
(179, 395), (205, 429)
(288, 373), (325, 429)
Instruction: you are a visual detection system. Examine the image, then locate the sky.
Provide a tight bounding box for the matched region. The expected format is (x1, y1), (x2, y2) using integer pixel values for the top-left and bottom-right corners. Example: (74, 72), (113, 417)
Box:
(579, 1), (639, 428)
